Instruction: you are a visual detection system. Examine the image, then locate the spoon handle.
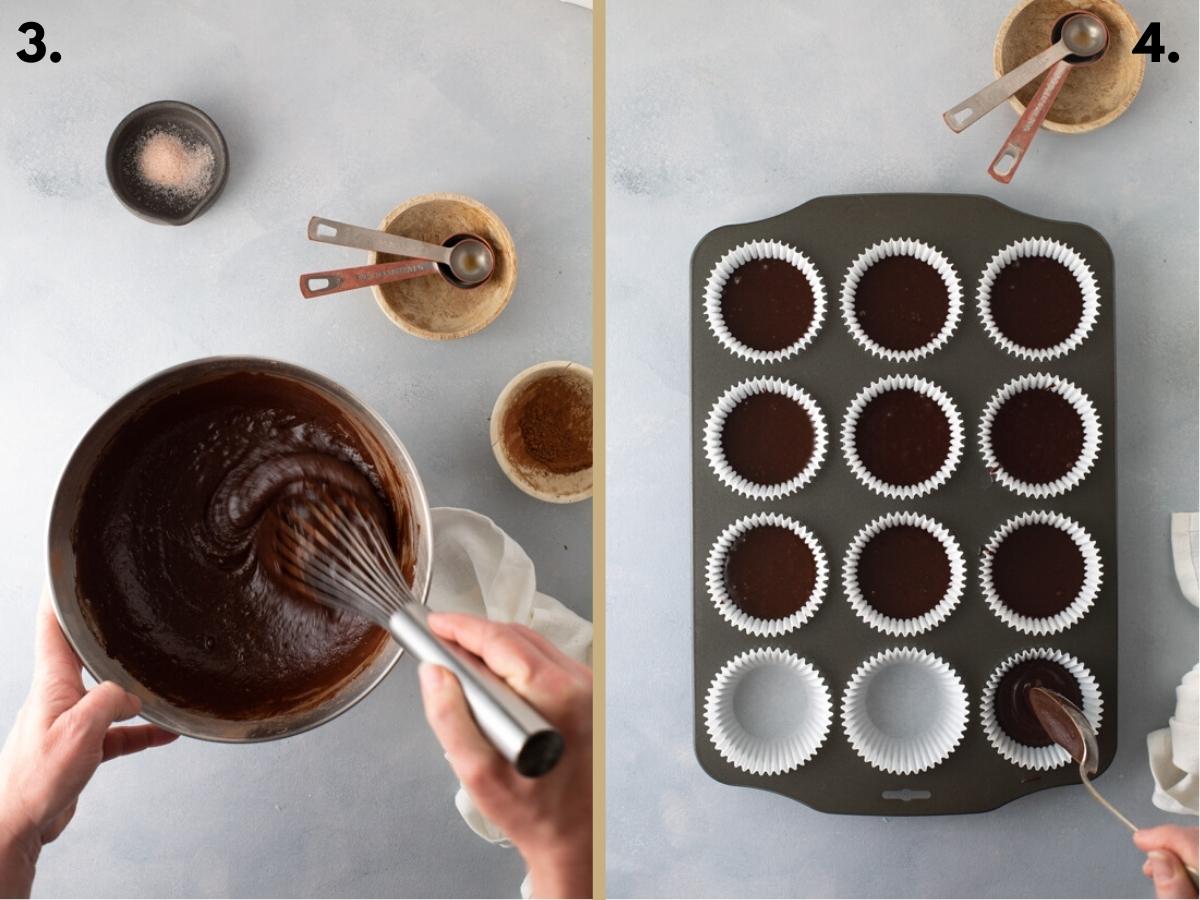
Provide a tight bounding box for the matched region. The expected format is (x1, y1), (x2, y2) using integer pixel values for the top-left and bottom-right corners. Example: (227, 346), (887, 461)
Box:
(308, 216), (452, 265)
(299, 259), (438, 298)
(943, 39), (1070, 133)
(988, 58), (1071, 184)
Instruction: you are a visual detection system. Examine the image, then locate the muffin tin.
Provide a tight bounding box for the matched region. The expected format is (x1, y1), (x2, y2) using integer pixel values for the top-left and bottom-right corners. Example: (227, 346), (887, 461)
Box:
(690, 193), (1116, 815)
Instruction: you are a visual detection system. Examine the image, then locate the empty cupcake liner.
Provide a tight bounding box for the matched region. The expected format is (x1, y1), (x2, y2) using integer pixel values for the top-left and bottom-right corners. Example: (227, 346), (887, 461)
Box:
(981, 648), (1102, 770)
(841, 647), (969, 775)
(977, 237), (1100, 362)
(843, 512), (967, 636)
(704, 239), (827, 364)
(981, 511), (1103, 635)
(704, 377), (828, 500)
(841, 375), (964, 500)
(707, 512), (829, 636)
(840, 237), (963, 362)
(704, 647), (833, 775)
(979, 373), (1101, 499)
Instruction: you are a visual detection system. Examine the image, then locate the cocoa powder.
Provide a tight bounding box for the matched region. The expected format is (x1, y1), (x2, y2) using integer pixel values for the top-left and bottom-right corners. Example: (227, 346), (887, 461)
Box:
(504, 373), (592, 475)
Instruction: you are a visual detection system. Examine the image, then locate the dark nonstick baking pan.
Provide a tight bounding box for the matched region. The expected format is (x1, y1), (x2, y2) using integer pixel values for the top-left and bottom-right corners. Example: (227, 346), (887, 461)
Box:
(690, 193), (1116, 815)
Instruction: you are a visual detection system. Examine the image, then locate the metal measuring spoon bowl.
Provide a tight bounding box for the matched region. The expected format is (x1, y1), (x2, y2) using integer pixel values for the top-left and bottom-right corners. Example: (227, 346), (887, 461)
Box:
(1054, 12), (1109, 64)
(442, 233), (496, 287)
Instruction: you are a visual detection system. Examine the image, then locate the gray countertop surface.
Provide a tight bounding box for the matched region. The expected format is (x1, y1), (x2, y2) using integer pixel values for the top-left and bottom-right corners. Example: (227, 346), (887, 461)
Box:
(605, 1), (1197, 897)
(0, 1), (591, 897)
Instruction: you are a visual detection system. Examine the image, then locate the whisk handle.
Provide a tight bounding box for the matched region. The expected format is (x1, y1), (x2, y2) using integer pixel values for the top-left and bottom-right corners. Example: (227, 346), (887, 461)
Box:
(387, 605), (565, 778)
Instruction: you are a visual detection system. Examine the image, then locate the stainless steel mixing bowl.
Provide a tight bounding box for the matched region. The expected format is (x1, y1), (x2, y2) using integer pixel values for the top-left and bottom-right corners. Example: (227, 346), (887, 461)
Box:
(46, 356), (433, 742)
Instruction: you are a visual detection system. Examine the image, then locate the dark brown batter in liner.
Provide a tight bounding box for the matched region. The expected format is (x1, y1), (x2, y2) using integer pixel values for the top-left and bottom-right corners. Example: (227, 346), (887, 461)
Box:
(990, 523), (1085, 618)
(720, 392), (814, 486)
(995, 659), (1083, 747)
(990, 388), (1084, 485)
(723, 525), (816, 620)
(855, 525), (950, 620)
(720, 258), (814, 352)
(853, 256), (949, 352)
(989, 256), (1084, 350)
(74, 373), (410, 720)
(853, 388), (951, 487)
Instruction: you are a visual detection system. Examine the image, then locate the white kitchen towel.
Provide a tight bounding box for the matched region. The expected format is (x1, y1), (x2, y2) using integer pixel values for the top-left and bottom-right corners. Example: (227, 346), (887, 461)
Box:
(426, 507), (592, 892)
(1146, 514), (1200, 815)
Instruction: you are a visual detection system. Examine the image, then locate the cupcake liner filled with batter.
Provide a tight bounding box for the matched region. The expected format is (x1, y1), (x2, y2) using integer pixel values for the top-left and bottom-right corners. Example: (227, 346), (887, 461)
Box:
(843, 512), (966, 637)
(840, 237), (963, 362)
(704, 377), (827, 500)
(980, 373), (1101, 498)
(704, 647), (833, 775)
(706, 512), (828, 636)
(982, 648), (1102, 770)
(703, 239), (826, 363)
(841, 647), (969, 775)
(981, 511), (1103, 635)
(978, 237), (1099, 362)
(841, 374), (964, 500)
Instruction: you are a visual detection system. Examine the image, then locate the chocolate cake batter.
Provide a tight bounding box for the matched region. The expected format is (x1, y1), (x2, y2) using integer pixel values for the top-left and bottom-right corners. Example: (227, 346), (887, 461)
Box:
(991, 523), (1085, 618)
(719, 258), (814, 352)
(73, 373), (410, 719)
(856, 525), (950, 620)
(995, 658), (1083, 747)
(989, 257), (1084, 350)
(990, 388), (1084, 485)
(723, 525), (816, 620)
(853, 389), (951, 486)
(853, 256), (949, 352)
(720, 392), (814, 485)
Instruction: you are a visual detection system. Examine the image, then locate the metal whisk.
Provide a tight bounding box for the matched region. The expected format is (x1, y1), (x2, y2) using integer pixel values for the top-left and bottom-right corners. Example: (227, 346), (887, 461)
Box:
(273, 495), (564, 777)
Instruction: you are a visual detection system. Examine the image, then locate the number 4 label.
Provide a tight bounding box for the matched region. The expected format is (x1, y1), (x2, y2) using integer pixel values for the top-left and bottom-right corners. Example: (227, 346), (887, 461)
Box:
(1132, 22), (1179, 63)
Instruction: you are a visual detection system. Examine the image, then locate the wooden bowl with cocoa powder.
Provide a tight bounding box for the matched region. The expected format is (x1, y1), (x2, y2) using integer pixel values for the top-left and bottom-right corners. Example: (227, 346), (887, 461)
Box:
(490, 361), (593, 503)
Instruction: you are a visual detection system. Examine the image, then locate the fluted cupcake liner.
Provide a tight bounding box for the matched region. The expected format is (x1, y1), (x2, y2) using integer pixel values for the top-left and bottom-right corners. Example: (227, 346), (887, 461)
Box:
(841, 647), (969, 775)
(706, 512), (829, 637)
(704, 647), (833, 775)
(979, 373), (1101, 499)
(843, 512), (967, 636)
(977, 237), (1099, 362)
(981, 648), (1102, 770)
(704, 377), (828, 500)
(840, 237), (963, 362)
(981, 511), (1103, 635)
(841, 375), (964, 500)
(703, 239), (827, 364)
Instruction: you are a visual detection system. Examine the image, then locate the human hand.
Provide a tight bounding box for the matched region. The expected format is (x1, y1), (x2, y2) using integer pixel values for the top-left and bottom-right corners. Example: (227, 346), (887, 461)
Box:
(1135, 825), (1199, 899)
(418, 612), (592, 899)
(0, 589), (177, 898)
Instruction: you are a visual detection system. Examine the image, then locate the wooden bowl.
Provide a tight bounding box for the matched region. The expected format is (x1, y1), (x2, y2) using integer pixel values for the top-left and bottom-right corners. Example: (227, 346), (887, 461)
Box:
(994, 0), (1145, 133)
(490, 361), (593, 504)
(370, 193), (517, 340)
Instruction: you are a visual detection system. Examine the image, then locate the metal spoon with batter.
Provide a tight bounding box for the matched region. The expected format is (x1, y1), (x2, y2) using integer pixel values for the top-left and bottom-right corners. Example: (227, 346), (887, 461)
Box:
(308, 216), (495, 287)
(1030, 687), (1200, 883)
(943, 12), (1108, 133)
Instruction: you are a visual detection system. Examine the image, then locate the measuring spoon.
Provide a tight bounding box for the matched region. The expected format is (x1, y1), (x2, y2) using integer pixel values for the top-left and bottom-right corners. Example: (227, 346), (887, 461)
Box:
(308, 216), (495, 287)
(1030, 687), (1200, 884)
(988, 13), (1109, 182)
(299, 258), (441, 299)
(943, 12), (1108, 133)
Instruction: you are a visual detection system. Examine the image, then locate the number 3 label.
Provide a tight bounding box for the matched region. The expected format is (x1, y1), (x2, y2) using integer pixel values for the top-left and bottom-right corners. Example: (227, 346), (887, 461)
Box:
(16, 21), (47, 63)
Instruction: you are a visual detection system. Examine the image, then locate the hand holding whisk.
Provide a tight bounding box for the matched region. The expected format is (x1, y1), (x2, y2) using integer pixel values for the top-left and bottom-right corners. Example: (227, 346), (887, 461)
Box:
(271, 493), (565, 777)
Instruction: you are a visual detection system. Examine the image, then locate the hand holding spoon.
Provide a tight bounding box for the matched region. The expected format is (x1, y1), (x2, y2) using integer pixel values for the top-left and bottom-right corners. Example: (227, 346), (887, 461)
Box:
(308, 216), (495, 287)
(943, 12), (1108, 133)
(1029, 687), (1200, 884)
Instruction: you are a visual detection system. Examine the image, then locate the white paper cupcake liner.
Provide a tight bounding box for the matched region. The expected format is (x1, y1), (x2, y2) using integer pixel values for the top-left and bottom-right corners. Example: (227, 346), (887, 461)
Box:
(704, 647), (833, 775)
(841, 375), (964, 500)
(843, 512), (966, 636)
(977, 237), (1100, 362)
(981, 648), (1102, 770)
(981, 511), (1103, 635)
(979, 373), (1101, 499)
(840, 237), (963, 362)
(841, 647), (969, 775)
(704, 377), (828, 500)
(706, 513), (829, 636)
(703, 239), (827, 364)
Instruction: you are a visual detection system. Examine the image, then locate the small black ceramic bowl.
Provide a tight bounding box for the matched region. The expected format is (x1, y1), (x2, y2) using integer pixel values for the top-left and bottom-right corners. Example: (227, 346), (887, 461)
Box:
(106, 100), (229, 225)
